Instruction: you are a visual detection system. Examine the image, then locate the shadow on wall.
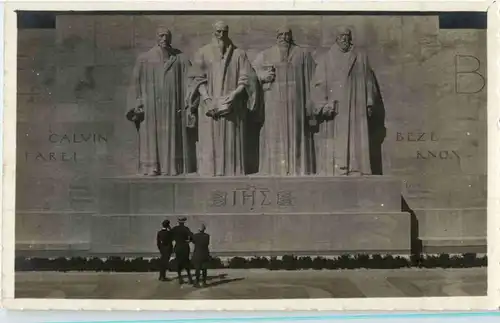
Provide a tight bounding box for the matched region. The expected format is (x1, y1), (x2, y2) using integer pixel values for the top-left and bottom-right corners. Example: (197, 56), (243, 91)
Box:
(401, 196), (422, 256)
(368, 71), (386, 175)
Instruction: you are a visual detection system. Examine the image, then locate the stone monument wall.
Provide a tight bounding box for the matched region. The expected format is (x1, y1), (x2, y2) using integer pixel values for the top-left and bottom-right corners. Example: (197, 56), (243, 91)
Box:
(16, 14), (487, 255)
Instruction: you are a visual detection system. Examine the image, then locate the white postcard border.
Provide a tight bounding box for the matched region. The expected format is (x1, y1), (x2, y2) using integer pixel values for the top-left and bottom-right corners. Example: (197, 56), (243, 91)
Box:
(2, 0), (499, 311)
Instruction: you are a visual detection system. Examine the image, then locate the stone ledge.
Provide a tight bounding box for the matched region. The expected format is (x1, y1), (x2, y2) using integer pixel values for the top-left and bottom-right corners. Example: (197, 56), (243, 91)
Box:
(16, 211), (93, 250)
(421, 236), (486, 247)
(414, 207), (486, 239)
(93, 211), (407, 216)
(99, 175), (404, 215)
(14, 249), (413, 258)
(91, 212), (411, 256)
(103, 175), (402, 181)
(421, 236), (486, 254)
(15, 209), (486, 256)
(16, 242), (91, 251)
(16, 211), (95, 215)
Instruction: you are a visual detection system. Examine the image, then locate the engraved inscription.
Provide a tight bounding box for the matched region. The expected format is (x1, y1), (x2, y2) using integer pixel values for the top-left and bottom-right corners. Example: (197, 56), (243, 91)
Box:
(24, 151), (77, 162)
(404, 181), (422, 190)
(48, 132), (108, 144)
(209, 186), (295, 208)
(209, 190), (228, 207)
(416, 150), (461, 159)
(396, 132), (460, 161)
(396, 132), (439, 142)
(276, 190), (294, 207)
(241, 189), (256, 206)
(260, 189), (272, 206)
(455, 55), (486, 94)
(24, 131), (108, 162)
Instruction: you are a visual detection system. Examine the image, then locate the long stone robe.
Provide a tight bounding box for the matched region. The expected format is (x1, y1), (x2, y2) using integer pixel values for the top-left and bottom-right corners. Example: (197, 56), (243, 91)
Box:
(311, 45), (380, 176)
(253, 44), (316, 176)
(129, 46), (193, 175)
(186, 40), (258, 177)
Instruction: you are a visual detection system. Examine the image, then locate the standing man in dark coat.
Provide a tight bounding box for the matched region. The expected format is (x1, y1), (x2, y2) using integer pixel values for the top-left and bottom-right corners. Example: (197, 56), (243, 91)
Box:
(171, 216), (194, 285)
(310, 27), (382, 175)
(192, 223), (211, 287)
(156, 219), (173, 281)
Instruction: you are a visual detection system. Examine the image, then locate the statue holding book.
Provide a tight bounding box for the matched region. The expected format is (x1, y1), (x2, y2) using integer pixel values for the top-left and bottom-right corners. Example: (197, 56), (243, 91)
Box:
(185, 20), (259, 177)
(127, 23), (384, 178)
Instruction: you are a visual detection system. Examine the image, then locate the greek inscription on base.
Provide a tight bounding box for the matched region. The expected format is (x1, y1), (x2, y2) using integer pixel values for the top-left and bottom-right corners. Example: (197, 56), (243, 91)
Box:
(209, 190), (228, 207)
(209, 187), (295, 208)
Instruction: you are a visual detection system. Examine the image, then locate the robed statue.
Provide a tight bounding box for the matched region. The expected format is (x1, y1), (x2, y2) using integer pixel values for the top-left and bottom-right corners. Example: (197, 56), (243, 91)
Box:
(253, 26), (316, 176)
(311, 27), (384, 176)
(185, 21), (259, 177)
(127, 27), (194, 176)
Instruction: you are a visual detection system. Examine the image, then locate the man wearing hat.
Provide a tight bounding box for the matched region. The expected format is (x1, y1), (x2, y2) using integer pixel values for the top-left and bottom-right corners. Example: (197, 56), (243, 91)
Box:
(192, 223), (211, 287)
(170, 216), (194, 285)
(156, 219), (173, 281)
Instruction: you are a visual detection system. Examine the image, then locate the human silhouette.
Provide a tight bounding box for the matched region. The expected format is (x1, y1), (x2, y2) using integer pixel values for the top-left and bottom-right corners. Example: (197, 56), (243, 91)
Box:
(156, 219), (173, 281)
(192, 223), (211, 287)
(170, 216), (194, 285)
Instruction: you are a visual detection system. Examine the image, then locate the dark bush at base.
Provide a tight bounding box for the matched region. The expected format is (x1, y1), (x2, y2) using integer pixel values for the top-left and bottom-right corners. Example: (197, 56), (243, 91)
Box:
(15, 253), (487, 272)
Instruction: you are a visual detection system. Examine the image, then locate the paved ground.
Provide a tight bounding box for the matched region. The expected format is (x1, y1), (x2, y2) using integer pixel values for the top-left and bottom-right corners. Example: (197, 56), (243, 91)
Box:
(15, 268), (486, 299)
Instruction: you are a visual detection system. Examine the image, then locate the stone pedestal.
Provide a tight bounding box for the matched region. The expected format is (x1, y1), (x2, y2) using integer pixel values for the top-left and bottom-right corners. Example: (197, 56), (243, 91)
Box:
(92, 176), (411, 256)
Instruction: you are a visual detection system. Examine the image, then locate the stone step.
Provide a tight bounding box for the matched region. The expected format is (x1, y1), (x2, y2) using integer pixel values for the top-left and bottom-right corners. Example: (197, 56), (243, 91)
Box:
(420, 236), (486, 254)
(91, 212), (411, 256)
(16, 241), (91, 251)
(99, 176), (404, 215)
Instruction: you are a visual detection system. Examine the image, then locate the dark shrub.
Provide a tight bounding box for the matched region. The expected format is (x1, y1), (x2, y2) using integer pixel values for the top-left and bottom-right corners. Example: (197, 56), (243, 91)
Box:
(268, 257), (281, 270)
(297, 256), (313, 269)
(228, 257), (247, 269)
(14, 253), (487, 272)
(281, 255), (297, 270)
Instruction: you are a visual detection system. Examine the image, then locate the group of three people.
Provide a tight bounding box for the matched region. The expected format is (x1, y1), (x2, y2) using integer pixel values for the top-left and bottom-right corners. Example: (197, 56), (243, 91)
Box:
(156, 217), (211, 286)
(127, 21), (381, 178)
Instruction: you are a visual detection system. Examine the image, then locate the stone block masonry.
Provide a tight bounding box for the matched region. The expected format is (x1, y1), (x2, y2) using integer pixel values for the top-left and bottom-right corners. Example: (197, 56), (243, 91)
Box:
(15, 14), (487, 256)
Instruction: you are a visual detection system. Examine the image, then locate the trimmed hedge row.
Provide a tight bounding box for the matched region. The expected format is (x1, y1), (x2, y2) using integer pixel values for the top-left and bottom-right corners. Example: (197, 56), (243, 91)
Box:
(15, 253), (486, 272)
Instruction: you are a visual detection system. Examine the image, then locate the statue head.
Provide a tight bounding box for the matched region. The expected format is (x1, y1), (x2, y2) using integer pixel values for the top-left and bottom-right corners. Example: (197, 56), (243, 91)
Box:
(198, 223), (206, 233)
(213, 20), (229, 42)
(276, 25), (293, 46)
(156, 26), (172, 49)
(335, 26), (353, 52)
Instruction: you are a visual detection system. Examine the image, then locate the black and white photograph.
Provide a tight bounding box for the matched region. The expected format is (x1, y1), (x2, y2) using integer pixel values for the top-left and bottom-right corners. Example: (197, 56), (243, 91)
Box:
(3, 4), (496, 310)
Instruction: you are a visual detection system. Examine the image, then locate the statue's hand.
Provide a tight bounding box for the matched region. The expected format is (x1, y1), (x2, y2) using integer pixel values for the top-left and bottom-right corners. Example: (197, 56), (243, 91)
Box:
(312, 104), (324, 116)
(126, 108), (135, 121)
(213, 94), (235, 118)
(223, 91), (237, 105)
(135, 105), (144, 115)
(322, 103), (336, 120)
(367, 105), (373, 117)
(308, 115), (318, 127)
(203, 97), (213, 106)
(126, 104), (145, 123)
(204, 97), (217, 118)
(205, 97), (226, 119)
(260, 70), (275, 83)
(186, 112), (197, 128)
